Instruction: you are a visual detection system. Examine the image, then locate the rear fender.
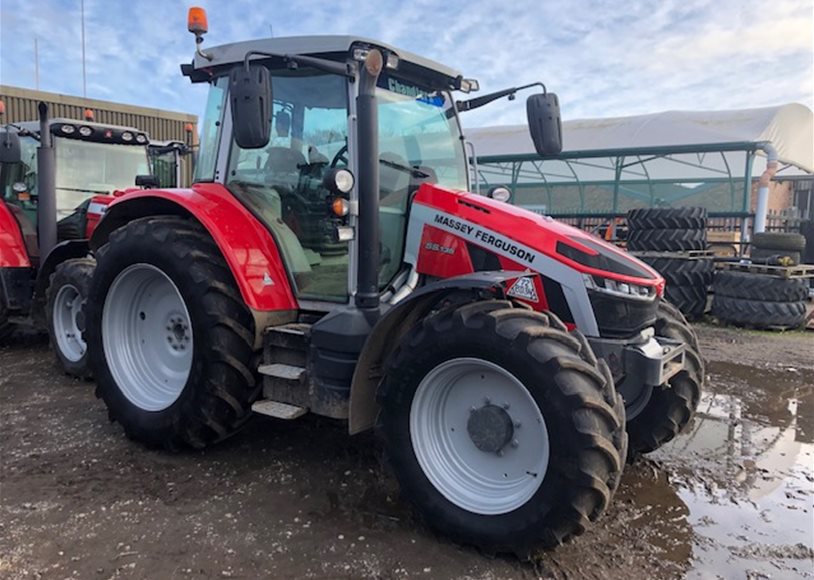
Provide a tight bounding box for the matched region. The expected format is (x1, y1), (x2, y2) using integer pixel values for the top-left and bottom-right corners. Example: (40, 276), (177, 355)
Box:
(348, 270), (539, 434)
(0, 201), (32, 268)
(90, 184), (298, 317)
(30, 240), (91, 324)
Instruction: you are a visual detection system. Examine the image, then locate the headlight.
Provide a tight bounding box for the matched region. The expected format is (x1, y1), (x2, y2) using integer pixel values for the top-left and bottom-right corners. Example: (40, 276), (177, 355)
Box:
(323, 168), (355, 194)
(61, 124), (76, 134)
(121, 131), (134, 142)
(584, 274), (655, 301)
(135, 134), (147, 144)
(487, 186), (511, 203)
(78, 126), (93, 137)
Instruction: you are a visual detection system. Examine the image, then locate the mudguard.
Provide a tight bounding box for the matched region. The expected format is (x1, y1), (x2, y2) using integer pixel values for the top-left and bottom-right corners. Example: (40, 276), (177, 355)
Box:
(90, 183), (298, 312)
(0, 201), (31, 268)
(348, 270), (540, 434)
(29, 240), (92, 322)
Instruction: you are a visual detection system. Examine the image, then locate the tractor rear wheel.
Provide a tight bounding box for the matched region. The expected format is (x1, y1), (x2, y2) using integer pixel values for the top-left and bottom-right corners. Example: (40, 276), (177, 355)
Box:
(46, 258), (95, 378)
(379, 300), (626, 556)
(86, 217), (258, 450)
(626, 300), (703, 454)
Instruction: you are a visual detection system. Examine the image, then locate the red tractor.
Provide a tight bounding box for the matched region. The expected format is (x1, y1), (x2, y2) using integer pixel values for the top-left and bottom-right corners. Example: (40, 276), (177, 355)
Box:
(83, 9), (702, 554)
(0, 103), (153, 376)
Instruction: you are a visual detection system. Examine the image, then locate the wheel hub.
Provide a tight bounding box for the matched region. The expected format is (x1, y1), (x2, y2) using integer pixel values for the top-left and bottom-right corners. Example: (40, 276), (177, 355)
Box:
(467, 404), (514, 453)
(165, 315), (190, 351)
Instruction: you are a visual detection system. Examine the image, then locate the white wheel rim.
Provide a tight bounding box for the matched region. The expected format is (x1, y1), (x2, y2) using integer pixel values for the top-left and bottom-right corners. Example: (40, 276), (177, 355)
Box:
(410, 357), (549, 515)
(53, 284), (86, 362)
(102, 263), (193, 411)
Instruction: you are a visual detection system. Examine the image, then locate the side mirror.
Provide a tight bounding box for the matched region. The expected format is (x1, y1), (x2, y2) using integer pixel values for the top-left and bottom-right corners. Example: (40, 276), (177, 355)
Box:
(135, 174), (160, 188)
(526, 93), (562, 157)
(230, 64), (272, 149)
(0, 131), (21, 164)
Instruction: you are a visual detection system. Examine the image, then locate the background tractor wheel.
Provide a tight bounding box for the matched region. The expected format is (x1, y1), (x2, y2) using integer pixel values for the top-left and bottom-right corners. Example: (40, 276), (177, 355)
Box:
(86, 217), (258, 450)
(0, 300), (14, 342)
(46, 258), (95, 378)
(750, 247), (801, 265)
(751, 232), (806, 253)
(379, 300), (626, 556)
(712, 294), (806, 330)
(626, 300), (703, 454)
(663, 284), (707, 320)
(627, 207), (707, 231)
(626, 228), (707, 252)
(713, 270), (809, 302)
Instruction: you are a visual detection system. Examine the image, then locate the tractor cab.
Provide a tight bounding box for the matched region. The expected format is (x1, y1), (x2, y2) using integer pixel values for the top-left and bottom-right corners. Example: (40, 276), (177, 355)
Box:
(183, 36), (491, 303)
(0, 118), (150, 249)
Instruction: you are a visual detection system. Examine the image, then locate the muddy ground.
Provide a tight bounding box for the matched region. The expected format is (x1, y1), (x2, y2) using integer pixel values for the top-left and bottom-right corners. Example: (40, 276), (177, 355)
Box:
(1, 323), (812, 579)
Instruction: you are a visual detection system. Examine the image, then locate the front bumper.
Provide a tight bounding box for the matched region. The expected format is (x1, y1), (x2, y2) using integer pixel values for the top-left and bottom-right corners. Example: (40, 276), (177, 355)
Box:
(588, 329), (685, 387)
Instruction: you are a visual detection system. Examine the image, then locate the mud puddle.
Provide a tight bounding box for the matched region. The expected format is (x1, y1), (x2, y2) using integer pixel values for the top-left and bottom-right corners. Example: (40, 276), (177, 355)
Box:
(650, 360), (814, 578)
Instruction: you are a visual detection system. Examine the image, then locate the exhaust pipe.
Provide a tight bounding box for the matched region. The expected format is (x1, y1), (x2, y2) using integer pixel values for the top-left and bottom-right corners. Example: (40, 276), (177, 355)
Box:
(37, 102), (57, 259)
(753, 142), (778, 235)
(354, 50), (383, 311)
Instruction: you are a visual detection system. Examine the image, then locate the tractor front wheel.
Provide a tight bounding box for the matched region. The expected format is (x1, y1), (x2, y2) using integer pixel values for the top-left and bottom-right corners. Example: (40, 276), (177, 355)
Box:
(46, 258), (95, 378)
(379, 300), (626, 556)
(86, 217), (258, 450)
(626, 300), (703, 454)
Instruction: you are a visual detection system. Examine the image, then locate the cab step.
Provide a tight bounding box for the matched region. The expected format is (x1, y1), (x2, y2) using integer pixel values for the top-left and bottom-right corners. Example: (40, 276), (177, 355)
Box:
(251, 400), (307, 420)
(258, 363), (305, 381)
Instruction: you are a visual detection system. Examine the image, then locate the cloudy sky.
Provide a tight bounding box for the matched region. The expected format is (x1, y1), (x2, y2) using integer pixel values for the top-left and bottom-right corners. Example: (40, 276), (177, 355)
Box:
(0, 0), (812, 126)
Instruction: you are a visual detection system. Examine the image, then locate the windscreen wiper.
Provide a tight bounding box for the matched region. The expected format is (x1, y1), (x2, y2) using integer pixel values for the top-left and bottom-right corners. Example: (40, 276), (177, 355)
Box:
(379, 158), (429, 179)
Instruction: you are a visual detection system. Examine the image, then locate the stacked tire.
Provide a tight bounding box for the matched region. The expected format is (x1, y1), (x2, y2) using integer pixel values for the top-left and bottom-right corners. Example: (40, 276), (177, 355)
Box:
(750, 232), (806, 265)
(712, 271), (808, 330)
(626, 207), (711, 319)
(639, 256), (713, 320)
(626, 207), (708, 252)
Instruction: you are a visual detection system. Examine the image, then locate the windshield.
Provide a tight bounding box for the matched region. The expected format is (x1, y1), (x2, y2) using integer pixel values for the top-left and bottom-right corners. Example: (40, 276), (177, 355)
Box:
(55, 138), (149, 218)
(376, 79), (468, 192)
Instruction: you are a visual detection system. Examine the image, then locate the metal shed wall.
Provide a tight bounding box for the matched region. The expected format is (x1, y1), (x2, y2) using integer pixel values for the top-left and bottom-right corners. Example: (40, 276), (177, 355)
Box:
(0, 85), (198, 186)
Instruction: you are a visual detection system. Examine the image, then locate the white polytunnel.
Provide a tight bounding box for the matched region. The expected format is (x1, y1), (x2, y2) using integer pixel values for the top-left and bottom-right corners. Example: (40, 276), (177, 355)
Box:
(466, 104), (814, 228)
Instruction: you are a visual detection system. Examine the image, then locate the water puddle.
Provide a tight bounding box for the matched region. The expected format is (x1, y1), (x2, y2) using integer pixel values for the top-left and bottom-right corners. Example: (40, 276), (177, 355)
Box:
(651, 361), (814, 578)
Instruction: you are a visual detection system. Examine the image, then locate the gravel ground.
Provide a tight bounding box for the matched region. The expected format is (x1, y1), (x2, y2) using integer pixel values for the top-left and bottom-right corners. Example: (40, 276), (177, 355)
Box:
(1, 323), (812, 579)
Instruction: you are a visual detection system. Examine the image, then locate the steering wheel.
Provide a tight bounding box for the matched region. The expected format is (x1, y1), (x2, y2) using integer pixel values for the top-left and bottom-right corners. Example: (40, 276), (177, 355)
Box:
(330, 144), (349, 168)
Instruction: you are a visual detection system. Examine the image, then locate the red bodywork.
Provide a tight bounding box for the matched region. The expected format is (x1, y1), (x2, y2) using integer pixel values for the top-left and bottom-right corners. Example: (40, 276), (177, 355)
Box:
(0, 202), (32, 268)
(96, 183), (298, 312)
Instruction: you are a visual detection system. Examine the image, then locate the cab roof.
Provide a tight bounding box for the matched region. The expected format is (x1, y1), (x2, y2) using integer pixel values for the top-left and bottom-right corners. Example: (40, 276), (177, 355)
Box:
(190, 35), (470, 91)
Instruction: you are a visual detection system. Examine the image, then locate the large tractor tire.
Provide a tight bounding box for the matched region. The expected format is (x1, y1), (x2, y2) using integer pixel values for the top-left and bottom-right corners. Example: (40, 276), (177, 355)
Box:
(640, 256), (713, 320)
(750, 247), (801, 265)
(626, 228), (707, 252)
(625, 300), (703, 454)
(712, 295), (806, 330)
(379, 300), (627, 556)
(627, 207), (707, 231)
(86, 217), (258, 450)
(46, 258), (95, 378)
(663, 285), (707, 320)
(713, 270), (809, 302)
(751, 232), (806, 253)
(0, 301), (14, 342)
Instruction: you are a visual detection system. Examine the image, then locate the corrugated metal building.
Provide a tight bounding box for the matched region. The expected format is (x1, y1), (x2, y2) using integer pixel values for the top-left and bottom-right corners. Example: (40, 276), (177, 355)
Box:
(0, 84), (198, 186)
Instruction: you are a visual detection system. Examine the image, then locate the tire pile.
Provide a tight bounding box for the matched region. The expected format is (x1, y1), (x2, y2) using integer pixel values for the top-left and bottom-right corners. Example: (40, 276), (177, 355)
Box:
(712, 271), (808, 329)
(626, 207), (712, 320)
(711, 231), (809, 330)
(750, 232), (806, 265)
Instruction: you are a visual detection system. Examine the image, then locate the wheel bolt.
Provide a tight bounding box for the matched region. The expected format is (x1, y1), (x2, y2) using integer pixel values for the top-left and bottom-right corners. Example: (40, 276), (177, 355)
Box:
(166, 325), (172, 331)
(483, 397), (491, 405)
(167, 336), (172, 342)
(511, 439), (519, 448)
(470, 406), (477, 413)
(496, 449), (504, 457)
(514, 421), (522, 428)
(502, 402), (510, 410)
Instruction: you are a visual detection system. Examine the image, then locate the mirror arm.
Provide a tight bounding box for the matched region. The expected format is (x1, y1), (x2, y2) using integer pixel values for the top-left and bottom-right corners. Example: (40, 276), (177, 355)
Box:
(242, 51), (356, 78)
(457, 82), (547, 112)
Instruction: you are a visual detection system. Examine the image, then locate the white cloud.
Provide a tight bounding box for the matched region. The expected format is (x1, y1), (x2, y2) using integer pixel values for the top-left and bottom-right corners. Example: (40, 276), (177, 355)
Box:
(1, 0), (811, 128)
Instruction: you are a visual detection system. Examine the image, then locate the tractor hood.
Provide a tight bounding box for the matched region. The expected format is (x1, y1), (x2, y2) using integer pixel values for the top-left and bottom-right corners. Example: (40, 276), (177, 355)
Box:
(409, 183), (663, 290)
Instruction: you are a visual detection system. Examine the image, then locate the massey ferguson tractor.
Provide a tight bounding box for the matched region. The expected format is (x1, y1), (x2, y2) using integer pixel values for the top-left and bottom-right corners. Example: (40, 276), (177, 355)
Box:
(83, 8), (702, 555)
(0, 103), (152, 376)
